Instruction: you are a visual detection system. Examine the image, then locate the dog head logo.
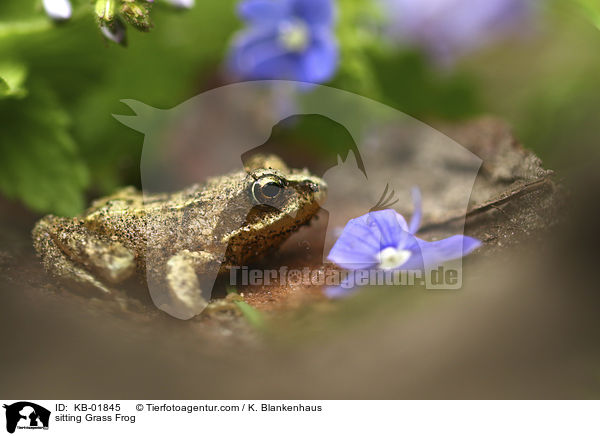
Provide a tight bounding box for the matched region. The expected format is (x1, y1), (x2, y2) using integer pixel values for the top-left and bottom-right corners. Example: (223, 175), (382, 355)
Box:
(3, 402), (50, 434)
(113, 80), (483, 317)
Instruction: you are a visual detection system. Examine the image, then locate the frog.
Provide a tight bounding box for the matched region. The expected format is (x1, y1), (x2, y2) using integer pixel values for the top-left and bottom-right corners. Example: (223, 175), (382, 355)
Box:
(32, 155), (326, 319)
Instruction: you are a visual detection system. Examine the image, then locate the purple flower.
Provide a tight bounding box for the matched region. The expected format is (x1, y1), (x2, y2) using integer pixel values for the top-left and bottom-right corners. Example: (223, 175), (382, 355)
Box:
(228, 0), (339, 84)
(380, 0), (536, 63)
(326, 188), (481, 298)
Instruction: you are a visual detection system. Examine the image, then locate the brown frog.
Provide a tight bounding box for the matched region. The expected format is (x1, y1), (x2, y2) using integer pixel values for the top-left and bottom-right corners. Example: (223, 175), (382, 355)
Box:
(32, 155), (326, 319)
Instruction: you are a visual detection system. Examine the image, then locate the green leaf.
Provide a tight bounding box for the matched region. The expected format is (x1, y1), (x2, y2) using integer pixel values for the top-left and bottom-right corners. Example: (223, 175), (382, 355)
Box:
(234, 300), (266, 331)
(0, 61), (27, 99)
(0, 81), (89, 215)
(227, 288), (267, 330)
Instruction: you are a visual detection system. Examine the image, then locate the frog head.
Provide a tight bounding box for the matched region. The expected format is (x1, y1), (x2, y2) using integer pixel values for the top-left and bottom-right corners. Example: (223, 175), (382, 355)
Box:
(219, 157), (327, 264)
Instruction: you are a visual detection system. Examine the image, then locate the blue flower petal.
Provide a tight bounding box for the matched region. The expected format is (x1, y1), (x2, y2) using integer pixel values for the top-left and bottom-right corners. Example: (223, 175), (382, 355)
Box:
(324, 188), (483, 299)
(327, 209), (412, 270)
(403, 235), (481, 270)
(227, 0), (339, 83)
(366, 209), (409, 249)
(299, 30), (338, 83)
(229, 28), (336, 82)
(251, 53), (304, 80)
(408, 186), (422, 234)
(229, 28), (290, 79)
(327, 218), (382, 270)
(237, 0), (287, 24)
(290, 0), (335, 27)
(390, 233), (424, 270)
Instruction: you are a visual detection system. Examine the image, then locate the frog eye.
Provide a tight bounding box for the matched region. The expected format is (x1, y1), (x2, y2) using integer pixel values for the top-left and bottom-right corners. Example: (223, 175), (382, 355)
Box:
(252, 176), (285, 204)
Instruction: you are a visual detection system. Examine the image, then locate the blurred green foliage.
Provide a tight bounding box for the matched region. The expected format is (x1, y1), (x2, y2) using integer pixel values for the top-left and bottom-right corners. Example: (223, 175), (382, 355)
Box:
(574, 0), (600, 30)
(0, 61), (27, 98)
(1, 0), (238, 215)
(0, 0), (598, 215)
(462, 1), (600, 168)
(0, 81), (88, 213)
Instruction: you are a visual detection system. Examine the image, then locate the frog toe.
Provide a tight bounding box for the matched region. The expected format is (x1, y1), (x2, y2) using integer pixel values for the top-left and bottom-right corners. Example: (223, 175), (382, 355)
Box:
(85, 242), (136, 283)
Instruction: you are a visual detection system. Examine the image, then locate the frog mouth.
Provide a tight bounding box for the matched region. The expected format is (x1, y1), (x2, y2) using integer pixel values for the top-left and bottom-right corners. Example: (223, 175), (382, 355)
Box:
(289, 174), (327, 206)
(288, 178), (327, 219)
(309, 180), (327, 206)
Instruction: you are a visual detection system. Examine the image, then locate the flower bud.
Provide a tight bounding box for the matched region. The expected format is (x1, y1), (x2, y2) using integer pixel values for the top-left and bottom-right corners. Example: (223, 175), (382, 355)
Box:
(42, 0), (72, 21)
(100, 18), (127, 46)
(120, 0), (153, 32)
(166, 0), (195, 10)
(95, 0), (116, 22)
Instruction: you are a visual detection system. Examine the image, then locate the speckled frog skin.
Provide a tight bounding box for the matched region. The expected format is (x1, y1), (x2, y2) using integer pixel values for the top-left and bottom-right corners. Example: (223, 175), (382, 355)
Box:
(32, 155), (326, 319)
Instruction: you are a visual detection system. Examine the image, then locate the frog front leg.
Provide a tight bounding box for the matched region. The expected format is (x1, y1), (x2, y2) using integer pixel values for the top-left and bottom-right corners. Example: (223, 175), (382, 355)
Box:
(33, 216), (136, 294)
(150, 250), (221, 320)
